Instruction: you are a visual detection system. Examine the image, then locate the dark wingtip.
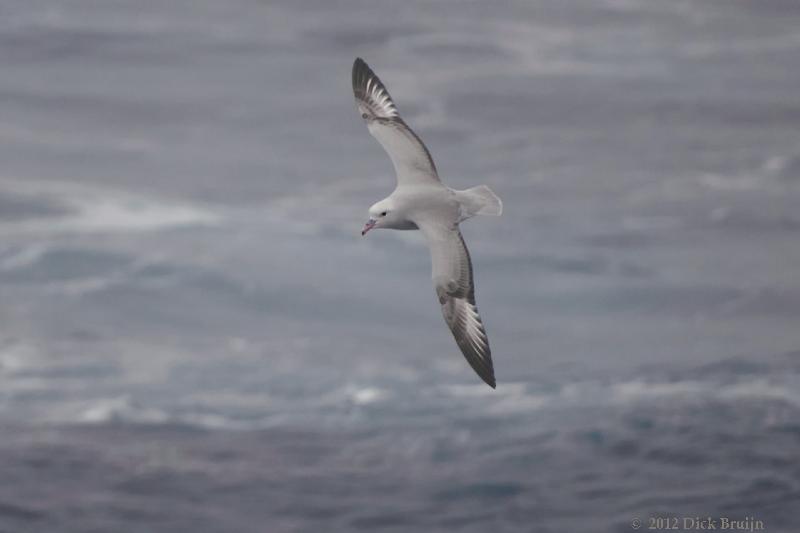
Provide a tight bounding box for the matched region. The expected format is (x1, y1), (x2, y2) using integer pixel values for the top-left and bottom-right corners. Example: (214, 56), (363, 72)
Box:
(455, 331), (496, 389)
(352, 57), (371, 94)
(351, 57), (401, 121)
(467, 355), (496, 389)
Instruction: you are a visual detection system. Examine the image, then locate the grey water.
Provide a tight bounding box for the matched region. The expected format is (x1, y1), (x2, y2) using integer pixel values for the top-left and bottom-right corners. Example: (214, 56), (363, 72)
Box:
(1, 1), (799, 531)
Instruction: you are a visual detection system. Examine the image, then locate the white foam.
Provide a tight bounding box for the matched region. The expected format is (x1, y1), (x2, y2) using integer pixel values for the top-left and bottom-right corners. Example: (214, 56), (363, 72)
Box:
(612, 379), (708, 402)
(436, 376), (800, 418)
(485, 392), (549, 415)
(717, 378), (800, 406)
(349, 386), (387, 405)
(67, 196), (220, 232)
(78, 396), (170, 424)
(0, 179), (222, 236)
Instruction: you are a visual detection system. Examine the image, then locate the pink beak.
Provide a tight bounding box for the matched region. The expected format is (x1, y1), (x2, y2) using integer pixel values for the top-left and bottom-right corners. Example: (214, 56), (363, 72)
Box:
(361, 219), (377, 236)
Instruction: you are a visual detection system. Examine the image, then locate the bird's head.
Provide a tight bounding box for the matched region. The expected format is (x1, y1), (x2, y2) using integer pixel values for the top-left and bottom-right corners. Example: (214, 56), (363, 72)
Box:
(361, 199), (394, 236)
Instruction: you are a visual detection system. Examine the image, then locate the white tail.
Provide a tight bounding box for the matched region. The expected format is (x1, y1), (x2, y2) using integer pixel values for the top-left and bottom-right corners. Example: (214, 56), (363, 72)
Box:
(457, 185), (503, 218)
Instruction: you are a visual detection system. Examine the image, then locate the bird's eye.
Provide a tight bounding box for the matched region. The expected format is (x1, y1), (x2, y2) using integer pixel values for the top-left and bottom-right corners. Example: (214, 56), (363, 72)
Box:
(361, 113), (369, 119)
(380, 211), (387, 217)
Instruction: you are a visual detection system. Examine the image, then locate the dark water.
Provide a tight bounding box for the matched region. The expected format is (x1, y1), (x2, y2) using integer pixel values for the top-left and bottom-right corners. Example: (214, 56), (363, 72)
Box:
(1, 1), (799, 531)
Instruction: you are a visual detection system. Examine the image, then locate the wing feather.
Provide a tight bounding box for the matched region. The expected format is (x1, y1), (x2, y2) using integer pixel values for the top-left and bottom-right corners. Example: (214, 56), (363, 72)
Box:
(421, 222), (496, 388)
(352, 58), (439, 187)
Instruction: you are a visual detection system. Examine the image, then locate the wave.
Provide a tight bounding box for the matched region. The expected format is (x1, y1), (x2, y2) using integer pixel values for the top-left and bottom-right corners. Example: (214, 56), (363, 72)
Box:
(0, 179), (221, 237)
(14, 371), (795, 431)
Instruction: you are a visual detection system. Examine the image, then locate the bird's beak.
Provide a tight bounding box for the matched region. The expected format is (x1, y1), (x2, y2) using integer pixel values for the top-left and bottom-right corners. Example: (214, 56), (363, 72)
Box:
(361, 218), (377, 236)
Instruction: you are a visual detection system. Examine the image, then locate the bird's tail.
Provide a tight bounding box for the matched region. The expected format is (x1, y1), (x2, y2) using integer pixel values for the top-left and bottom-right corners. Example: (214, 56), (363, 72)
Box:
(456, 185), (503, 218)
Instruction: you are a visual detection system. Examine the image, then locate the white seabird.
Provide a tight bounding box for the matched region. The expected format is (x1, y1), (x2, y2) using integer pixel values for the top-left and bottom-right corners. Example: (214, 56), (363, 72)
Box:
(352, 58), (503, 388)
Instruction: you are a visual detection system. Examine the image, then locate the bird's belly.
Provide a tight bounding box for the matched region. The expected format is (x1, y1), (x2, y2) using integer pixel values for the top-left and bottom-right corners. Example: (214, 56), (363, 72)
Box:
(393, 186), (459, 227)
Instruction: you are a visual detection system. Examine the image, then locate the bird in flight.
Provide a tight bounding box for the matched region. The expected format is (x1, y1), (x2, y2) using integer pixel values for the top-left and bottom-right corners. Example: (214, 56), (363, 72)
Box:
(352, 58), (503, 388)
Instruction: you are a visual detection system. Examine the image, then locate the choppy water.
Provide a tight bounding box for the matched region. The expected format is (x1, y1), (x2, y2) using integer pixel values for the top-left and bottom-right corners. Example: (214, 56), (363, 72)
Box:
(1, 1), (799, 531)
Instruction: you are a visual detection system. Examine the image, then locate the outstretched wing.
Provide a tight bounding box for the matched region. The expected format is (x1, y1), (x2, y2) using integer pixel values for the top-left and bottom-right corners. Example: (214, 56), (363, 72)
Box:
(419, 220), (496, 388)
(352, 57), (440, 187)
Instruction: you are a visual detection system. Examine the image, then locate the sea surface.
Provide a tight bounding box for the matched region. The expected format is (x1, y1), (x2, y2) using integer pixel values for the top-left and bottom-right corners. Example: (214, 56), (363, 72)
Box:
(1, 1), (799, 532)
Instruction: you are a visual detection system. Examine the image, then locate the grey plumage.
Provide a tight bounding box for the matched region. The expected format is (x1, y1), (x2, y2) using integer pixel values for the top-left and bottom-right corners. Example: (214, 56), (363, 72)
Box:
(352, 58), (438, 181)
(435, 231), (495, 388)
(352, 58), (498, 388)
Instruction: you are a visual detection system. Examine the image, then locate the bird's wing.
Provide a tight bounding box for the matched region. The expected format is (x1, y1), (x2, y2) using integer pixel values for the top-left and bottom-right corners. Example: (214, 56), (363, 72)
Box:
(352, 58), (440, 188)
(419, 220), (495, 388)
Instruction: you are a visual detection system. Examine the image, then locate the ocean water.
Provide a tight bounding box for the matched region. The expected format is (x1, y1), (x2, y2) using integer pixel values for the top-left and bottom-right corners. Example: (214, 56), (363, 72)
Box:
(1, 1), (799, 531)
